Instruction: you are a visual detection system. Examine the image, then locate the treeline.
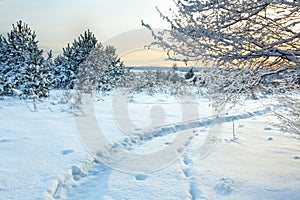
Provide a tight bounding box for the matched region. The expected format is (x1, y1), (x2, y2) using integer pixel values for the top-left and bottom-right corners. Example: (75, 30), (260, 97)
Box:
(0, 20), (126, 99)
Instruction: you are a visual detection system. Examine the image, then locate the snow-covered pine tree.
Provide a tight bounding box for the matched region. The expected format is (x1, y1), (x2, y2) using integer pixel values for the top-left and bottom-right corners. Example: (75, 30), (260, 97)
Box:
(0, 35), (6, 94)
(0, 33), (15, 95)
(77, 44), (127, 92)
(54, 30), (97, 89)
(52, 55), (69, 89)
(100, 45), (126, 91)
(19, 52), (54, 100)
(0, 20), (54, 97)
(0, 35), (5, 64)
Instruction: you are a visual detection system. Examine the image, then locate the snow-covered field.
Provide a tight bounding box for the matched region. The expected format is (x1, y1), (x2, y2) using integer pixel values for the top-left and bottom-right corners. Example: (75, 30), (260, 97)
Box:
(0, 91), (299, 200)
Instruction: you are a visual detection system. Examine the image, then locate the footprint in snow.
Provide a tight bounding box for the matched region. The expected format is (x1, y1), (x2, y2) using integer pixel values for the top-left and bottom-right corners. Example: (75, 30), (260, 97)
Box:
(177, 147), (184, 153)
(183, 155), (193, 166)
(0, 138), (14, 143)
(71, 165), (87, 181)
(264, 127), (272, 131)
(184, 140), (192, 147)
(164, 141), (173, 145)
(177, 135), (194, 153)
(294, 156), (300, 160)
(157, 99), (166, 102)
(189, 178), (205, 200)
(135, 174), (149, 181)
(214, 178), (235, 196)
(60, 149), (74, 155)
(182, 168), (192, 178)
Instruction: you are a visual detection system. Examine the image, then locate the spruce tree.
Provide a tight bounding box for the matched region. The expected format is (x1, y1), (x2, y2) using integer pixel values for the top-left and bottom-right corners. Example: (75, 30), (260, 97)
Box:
(54, 30), (97, 89)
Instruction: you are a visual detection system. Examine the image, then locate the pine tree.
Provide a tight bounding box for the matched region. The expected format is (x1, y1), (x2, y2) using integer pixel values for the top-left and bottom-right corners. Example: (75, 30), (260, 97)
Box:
(0, 20), (54, 97)
(0, 35), (5, 64)
(19, 52), (54, 99)
(99, 45), (126, 91)
(52, 55), (69, 89)
(77, 44), (127, 92)
(3, 21), (40, 92)
(0, 35), (5, 94)
(54, 30), (97, 89)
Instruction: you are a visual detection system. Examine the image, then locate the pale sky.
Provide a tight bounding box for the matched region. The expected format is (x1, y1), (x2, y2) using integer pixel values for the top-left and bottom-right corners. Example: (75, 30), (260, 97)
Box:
(0, 0), (179, 66)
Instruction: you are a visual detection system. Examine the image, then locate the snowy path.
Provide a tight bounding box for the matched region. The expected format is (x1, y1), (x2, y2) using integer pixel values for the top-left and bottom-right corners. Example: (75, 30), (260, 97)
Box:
(1, 93), (299, 199)
(47, 105), (299, 200)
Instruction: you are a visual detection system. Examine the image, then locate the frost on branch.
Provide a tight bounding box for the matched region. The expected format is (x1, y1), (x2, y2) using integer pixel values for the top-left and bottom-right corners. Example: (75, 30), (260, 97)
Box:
(274, 93), (300, 135)
(143, 0), (300, 133)
(143, 0), (300, 70)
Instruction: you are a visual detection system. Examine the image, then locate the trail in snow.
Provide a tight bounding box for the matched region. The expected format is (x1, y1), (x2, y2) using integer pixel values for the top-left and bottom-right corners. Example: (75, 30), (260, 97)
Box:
(2, 93), (299, 200)
(181, 154), (206, 200)
(49, 107), (272, 199)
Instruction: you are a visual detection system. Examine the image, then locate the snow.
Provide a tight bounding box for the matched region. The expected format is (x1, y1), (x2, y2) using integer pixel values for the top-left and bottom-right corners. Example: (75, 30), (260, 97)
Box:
(0, 96), (89, 199)
(0, 91), (299, 199)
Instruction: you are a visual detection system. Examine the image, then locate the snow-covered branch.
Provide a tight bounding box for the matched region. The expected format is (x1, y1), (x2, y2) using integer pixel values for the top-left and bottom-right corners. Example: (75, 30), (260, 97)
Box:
(143, 0), (300, 70)
(143, 0), (300, 134)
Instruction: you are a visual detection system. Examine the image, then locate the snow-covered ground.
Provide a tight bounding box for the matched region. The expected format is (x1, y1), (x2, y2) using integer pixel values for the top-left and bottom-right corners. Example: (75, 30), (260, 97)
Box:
(0, 91), (299, 199)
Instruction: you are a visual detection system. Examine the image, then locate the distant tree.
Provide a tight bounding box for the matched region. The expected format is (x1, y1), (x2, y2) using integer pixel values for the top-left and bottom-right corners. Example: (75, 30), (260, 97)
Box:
(77, 44), (127, 92)
(172, 63), (178, 71)
(0, 20), (54, 97)
(185, 68), (194, 80)
(54, 30), (97, 89)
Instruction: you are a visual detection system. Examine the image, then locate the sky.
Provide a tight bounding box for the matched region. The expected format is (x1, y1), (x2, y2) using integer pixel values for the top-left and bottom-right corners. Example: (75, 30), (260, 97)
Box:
(0, 0), (179, 66)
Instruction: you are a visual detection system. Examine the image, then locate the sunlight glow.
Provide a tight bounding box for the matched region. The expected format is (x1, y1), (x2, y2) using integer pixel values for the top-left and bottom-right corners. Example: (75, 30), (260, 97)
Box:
(0, 0), (176, 66)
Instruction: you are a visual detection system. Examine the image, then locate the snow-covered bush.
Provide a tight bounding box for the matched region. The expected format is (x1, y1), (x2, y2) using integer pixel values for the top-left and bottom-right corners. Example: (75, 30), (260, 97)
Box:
(274, 93), (300, 135)
(122, 69), (193, 95)
(53, 30), (97, 89)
